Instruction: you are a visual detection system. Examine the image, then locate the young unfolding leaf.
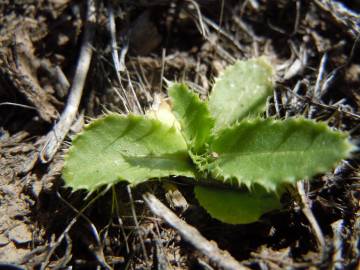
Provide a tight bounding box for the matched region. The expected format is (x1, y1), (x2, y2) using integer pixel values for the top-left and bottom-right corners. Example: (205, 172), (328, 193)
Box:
(146, 95), (181, 131)
(208, 58), (274, 131)
(204, 118), (353, 191)
(63, 114), (194, 191)
(194, 185), (281, 224)
(169, 83), (214, 152)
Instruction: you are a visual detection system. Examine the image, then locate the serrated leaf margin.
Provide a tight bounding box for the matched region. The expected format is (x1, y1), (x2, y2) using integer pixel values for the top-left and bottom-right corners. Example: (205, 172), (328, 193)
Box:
(204, 117), (354, 191)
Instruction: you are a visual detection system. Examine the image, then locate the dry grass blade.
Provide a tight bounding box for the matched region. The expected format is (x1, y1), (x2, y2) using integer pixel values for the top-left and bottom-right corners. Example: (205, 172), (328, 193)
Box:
(143, 192), (250, 270)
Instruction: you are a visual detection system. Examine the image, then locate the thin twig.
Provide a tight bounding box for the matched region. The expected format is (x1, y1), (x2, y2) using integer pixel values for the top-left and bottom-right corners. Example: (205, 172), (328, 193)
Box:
(202, 16), (246, 53)
(40, 187), (110, 270)
(111, 185), (130, 253)
(0, 102), (37, 110)
(143, 192), (250, 270)
(127, 186), (149, 264)
(125, 68), (143, 113)
(52, 233), (72, 270)
(56, 191), (112, 270)
(233, 16), (263, 42)
(187, 0), (208, 37)
(286, 88), (360, 120)
(13, 246), (49, 265)
(297, 181), (326, 262)
(40, 0), (96, 163)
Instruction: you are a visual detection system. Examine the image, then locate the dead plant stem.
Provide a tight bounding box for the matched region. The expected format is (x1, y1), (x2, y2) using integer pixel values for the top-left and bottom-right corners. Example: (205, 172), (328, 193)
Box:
(40, 0), (96, 163)
(143, 192), (250, 270)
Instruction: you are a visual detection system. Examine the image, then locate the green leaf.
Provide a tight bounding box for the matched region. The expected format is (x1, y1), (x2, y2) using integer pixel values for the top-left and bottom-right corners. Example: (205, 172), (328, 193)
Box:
(63, 114), (195, 191)
(205, 118), (353, 191)
(169, 83), (214, 152)
(208, 57), (274, 131)
(194, 185), (281, 224)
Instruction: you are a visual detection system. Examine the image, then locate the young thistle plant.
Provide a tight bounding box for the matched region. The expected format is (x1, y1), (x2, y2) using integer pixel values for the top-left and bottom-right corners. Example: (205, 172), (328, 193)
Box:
(62, 58), (353, 224)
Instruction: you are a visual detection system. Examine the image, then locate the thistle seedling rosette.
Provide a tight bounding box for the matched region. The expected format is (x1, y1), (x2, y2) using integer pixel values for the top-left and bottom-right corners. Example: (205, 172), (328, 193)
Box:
(62, 57), (354, 224)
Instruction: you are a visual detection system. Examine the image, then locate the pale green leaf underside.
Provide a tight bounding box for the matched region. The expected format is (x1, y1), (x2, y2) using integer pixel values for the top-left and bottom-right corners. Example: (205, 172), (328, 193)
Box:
(206, 118), (353, 190)
(195, 185), (281, 224)
(169, 83), (214, 152)
(63, 114), (194, 191)
(208, 57), (274, 131)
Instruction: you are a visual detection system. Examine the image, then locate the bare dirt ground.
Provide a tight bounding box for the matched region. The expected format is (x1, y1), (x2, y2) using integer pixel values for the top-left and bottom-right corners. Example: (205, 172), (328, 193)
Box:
(0, 0), (359, 269)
